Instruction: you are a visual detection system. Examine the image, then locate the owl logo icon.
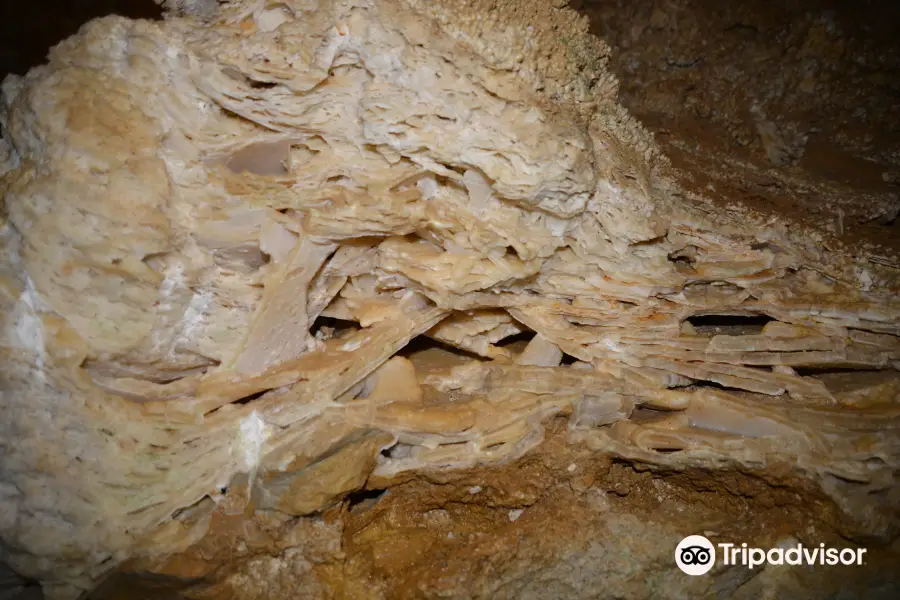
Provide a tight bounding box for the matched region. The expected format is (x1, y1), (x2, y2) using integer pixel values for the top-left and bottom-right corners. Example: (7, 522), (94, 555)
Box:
(675, 535), (716, 575)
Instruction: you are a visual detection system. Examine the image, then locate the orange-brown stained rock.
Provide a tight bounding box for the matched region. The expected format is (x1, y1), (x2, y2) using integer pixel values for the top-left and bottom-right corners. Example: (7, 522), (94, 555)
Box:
(337, 419), (826, 598)
(89, 418), (900, 599)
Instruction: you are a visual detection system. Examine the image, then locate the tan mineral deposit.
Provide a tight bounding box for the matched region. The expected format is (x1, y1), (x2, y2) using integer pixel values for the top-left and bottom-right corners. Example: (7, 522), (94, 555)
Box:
(1, 0), (899, 598)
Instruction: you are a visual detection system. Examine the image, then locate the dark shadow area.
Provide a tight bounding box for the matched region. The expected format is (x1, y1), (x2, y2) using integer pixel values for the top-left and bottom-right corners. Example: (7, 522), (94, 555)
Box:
(0, 562), (42, 600)
(346, 487), (387, 511)
(396, 333), (484, 361)
(686, 314), (774, 328)
(494, 330), (535, 347)
(0, 0), (163, 81)
(686, 313), (775, 336)
(309, 315), (360, 339)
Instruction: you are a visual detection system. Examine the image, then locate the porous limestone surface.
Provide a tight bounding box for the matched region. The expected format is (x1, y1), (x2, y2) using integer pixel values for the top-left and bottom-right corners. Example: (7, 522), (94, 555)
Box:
(0, 0), (898, 597)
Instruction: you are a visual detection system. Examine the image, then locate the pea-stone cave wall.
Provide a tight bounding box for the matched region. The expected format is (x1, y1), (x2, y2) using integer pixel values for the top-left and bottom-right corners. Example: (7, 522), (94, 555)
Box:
(1, 1), (899, 599)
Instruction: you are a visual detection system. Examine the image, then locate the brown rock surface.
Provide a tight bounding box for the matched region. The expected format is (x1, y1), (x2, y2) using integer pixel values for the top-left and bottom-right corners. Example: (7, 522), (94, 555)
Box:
(578, 0), (900, 251)
(0, 0), (899, 598)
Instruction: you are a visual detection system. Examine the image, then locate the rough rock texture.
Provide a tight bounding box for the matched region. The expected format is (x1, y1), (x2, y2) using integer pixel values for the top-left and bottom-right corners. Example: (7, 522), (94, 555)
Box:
(0, 0), (899, 598)
(578, 0), (900, 251)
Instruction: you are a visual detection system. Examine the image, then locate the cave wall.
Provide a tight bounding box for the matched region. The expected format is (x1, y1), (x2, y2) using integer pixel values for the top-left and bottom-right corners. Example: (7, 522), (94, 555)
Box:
(0, 1), (899, 599)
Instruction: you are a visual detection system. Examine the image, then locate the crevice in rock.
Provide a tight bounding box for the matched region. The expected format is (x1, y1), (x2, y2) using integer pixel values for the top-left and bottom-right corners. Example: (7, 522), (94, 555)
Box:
(309, 316), (360, 340)
(398, 333), (483, 361)
(232, 389), (269, 406)
(345, 488), (387, 513)
(686, 313), (775, 335)
(494, 330), (536, 348)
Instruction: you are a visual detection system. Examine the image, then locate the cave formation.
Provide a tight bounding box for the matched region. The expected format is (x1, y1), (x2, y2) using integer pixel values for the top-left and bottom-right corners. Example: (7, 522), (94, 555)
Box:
(1, 0), (899, 598)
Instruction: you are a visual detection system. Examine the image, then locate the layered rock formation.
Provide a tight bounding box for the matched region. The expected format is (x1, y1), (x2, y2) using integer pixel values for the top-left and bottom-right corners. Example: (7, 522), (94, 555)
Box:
(0, 0), (898, 598)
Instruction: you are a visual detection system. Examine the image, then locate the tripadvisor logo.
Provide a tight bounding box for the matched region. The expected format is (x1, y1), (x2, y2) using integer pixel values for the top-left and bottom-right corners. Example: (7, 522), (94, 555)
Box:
(675, 535), (867, 576)
(676, 535), (716, 575)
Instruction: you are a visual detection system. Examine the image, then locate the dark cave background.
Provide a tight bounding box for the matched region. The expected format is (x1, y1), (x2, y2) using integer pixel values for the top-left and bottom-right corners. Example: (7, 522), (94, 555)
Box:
(0, 1), (163, 80)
